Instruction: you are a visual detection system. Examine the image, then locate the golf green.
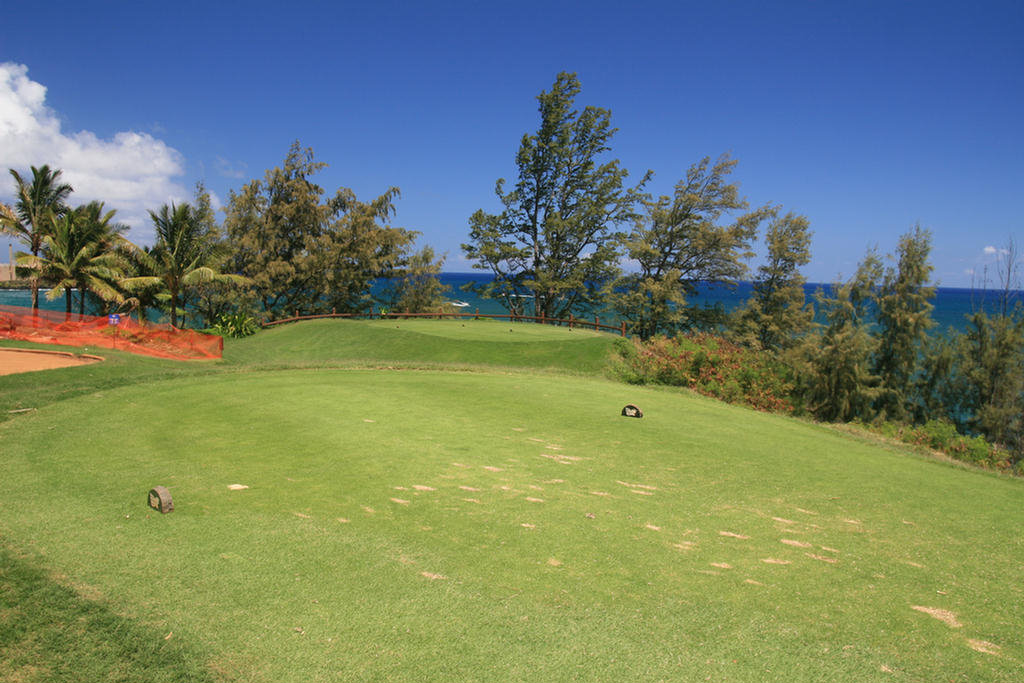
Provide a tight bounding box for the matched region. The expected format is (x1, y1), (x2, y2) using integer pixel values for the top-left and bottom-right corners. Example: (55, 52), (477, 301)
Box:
(2, 368), (1021, 681)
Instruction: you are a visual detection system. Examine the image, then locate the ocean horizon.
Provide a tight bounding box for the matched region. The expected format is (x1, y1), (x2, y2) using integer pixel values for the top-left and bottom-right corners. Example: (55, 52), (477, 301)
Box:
(2, 272), (1020, 335)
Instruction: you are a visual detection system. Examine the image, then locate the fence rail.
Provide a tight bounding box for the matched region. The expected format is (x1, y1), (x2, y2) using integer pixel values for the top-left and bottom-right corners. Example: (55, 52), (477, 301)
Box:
(262, 308), (628, 336)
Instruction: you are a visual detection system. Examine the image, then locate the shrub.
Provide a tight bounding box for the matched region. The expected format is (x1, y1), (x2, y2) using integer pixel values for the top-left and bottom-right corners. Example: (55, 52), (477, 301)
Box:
(609, 333), (795, 413)
(210, 311), (259, 338)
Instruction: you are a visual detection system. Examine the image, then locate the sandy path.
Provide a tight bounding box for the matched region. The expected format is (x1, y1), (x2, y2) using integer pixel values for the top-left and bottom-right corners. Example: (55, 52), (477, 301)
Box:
(0, 347), (103, 375)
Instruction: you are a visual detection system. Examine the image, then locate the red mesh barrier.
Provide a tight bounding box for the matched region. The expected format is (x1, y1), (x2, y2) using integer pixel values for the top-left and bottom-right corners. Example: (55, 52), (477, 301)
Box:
(0, 304), (222, 360)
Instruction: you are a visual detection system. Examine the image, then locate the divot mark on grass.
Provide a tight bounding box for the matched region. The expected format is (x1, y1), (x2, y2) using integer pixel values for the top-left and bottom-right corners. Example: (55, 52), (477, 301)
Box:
(362, 506), (375, 514)
(544, 479), (565, 484)
(806, 553), (838, 564)
(745, 579), (764, 586)
(843, 518), (862, 525)
(911, 606), (961, 628)
(390, 498), (410, 505)
(545, 444), (563, 450)
(772, 516), (794, 524)
(452, 462), (469, 468)
(227, 484), (249, 491)
(761, 558), (791, 565)
(539, 453), (582, 464)
(394, 486), (409, 491)
(820, 546), (840, 553)
(511, 427), (525, 432)
(412, 485), (435, 491)
(630, 489), (654, 496)
(697, 569), (720, 576)
(617, 480), (657, 490)
(483, 466), (504, 472)
(590, 491), (610, 497)
(521, 523), (536, 529)
(903, 560), (925, 568)
(719, 531), (750, 539)
(781, 539), (812, 548)
(528, 485), (544, 491)
(710, 562), (732, 569)
(547, 558), (562, 567)
(293, 512), (311, 519)
(524, 497), (544, 503)
(880, 664), (895, 673)
(794, 507), (818, 515)
(459, 486), (480, 492)
(363, 419), (375, 423)
(463, 498), (481, 504)
(966, 639), (1001, 655)
(645, 524), (661, 531)
(672, 542), (695, 551)
(421, 572), (446, 580)
(902, 519), (916, 525)
(336, 518), (350, 523)
(528, 437), (545, 443)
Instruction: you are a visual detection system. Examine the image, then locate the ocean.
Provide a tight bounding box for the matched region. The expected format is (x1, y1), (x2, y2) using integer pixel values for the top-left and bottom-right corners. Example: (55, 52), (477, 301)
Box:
(2, 273), (1019, 335)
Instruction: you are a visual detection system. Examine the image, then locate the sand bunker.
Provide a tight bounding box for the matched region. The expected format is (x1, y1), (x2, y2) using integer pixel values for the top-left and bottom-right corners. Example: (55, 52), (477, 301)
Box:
(0, 347), (102, 375)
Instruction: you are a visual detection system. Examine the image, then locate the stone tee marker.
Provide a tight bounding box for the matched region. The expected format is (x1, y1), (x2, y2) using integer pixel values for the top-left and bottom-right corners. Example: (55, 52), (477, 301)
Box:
(621, 404), (643, 418)
(149, 486), (174, 513)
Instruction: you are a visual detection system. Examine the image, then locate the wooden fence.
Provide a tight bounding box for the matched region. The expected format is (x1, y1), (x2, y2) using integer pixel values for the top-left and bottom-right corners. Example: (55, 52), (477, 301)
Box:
(262, 308), (628, 336)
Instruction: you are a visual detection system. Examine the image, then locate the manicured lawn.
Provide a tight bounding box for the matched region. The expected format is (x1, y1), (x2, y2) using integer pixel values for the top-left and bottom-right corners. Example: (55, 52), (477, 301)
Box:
(1, 322), (1022, 681)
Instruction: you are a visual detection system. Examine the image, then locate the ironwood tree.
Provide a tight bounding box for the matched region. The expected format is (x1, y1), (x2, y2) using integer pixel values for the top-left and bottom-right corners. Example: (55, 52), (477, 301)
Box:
(462, 72), (648, 320)
(734, 210), (814, 351)
(223, 142), (417, 319)
(610, 153), (770, 339)
(872, 224), (936, 421)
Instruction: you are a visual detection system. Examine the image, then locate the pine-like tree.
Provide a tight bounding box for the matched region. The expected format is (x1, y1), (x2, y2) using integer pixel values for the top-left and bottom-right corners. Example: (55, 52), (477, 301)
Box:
(462, 72), (647, 319)
(873, 225), (936, 421)
(734, 210), (813, 351)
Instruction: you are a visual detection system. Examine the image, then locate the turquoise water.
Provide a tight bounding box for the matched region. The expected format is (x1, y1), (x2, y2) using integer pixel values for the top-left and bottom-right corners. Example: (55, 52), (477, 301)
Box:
(2, 274), (1019, 335)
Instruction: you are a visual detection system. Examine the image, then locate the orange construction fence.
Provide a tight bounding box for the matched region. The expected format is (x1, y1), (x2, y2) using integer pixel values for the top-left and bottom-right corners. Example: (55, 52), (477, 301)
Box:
(0, 304), (222, 361)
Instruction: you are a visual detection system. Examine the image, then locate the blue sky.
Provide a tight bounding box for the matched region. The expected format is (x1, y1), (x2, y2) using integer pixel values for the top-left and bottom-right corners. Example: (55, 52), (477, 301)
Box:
(2, 0), (1021, 287)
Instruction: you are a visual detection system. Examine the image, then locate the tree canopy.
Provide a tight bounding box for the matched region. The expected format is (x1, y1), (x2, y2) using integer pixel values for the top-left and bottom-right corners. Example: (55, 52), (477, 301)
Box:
(462, 72), (648, 319)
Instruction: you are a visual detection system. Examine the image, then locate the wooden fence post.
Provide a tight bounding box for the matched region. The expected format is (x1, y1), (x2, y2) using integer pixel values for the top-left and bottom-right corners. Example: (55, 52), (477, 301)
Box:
(620, 320), (626, 336)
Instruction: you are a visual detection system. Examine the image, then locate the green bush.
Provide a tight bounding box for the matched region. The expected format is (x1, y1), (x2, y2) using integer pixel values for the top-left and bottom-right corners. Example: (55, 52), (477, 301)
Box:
(210, 311), (260, 338)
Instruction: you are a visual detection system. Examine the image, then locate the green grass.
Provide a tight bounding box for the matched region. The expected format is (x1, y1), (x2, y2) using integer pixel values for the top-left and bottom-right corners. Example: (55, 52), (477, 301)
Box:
(1, 321), (1022, 681)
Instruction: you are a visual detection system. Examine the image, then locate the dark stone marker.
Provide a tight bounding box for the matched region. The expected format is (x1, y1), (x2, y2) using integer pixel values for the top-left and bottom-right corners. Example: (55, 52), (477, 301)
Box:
(148, 486), (174, 514)
(621, 404), (643, 418)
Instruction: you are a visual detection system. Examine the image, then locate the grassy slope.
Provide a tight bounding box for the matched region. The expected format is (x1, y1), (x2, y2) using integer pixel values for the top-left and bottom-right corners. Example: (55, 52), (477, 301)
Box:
(0, 320), (615, 419)
(1, 321), (1022, 682)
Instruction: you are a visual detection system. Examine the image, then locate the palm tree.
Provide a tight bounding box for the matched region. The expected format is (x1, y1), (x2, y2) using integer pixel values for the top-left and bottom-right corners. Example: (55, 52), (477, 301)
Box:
(25, 204), (129, 315)
(0, 165), (74, 309)
(123, 203), (247, 328)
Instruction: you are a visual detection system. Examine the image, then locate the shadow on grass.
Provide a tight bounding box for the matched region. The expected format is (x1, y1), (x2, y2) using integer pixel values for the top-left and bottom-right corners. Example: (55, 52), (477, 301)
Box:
(0, 544), (226, 682)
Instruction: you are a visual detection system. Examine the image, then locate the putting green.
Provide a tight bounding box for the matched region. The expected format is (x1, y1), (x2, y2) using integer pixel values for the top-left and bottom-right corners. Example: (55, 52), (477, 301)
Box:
(362, 318), (609, 342)
(1, 369), (1021, 681)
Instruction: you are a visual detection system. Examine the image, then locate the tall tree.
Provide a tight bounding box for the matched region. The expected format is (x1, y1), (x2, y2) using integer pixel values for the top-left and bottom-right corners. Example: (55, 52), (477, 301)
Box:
(610, 154), (770, 339)
(386, 245), (450, 314)
(124, 203), (245, 327)
(796, 251), (883, 422)
(1, 165), (73, 309)
(224, 142), (415, 319)
(873, 224), (936, 420)
(24, 203), (128, 315)
(734, 210), (813, 351)
(462, 72), (648, 320)
(320, 186), (416, 314)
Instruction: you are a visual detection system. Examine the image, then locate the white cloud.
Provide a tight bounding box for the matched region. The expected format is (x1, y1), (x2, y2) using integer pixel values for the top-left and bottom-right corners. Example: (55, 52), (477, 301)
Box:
(0, 62), (188, 244)
(215, 155), (247, 180)
(983, 245), (997, 255)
